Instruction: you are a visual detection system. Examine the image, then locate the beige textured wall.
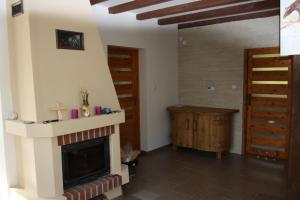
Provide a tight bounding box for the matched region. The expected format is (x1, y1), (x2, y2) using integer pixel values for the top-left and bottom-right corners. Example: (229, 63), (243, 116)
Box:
(9, 2), (38, 121)
(178, 16), (279, 154)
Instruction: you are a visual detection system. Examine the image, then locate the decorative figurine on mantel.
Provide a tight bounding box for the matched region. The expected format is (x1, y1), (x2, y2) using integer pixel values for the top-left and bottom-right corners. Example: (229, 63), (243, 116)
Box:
(81, 89), (91, 117)
(49, 102), (66, 121)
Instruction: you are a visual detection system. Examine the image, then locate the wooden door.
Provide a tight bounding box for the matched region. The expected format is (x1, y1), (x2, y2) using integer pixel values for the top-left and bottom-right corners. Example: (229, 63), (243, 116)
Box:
(288, 55), (300, 199)
(108, 46), (140, 150)
(174, 112), (194, 148)
(244, 47), (292, 159)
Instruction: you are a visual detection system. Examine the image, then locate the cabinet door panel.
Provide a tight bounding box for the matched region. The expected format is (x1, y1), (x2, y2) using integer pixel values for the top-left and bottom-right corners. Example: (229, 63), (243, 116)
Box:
(174, 112), (194, 148)
(194, 114), (211, 150)
(210, 115), (230, 151)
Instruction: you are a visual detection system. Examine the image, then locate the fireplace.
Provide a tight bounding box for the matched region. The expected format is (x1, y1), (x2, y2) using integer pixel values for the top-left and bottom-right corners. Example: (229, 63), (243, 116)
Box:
(62, 136), (110, 189)
(6, 0), (128, 198)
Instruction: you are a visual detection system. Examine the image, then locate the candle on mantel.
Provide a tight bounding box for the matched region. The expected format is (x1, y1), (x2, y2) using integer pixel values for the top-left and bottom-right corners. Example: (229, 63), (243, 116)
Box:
(71, 109), (79, 119)
(95, 106), (102, 115)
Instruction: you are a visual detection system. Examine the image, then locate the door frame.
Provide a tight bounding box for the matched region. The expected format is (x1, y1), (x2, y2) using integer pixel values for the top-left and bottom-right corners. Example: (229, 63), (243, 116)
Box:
(242, 49), (249, 155)
(107, 45), (141, 150)
(288, 55), (300, 199)
(242, 47), (293, 156)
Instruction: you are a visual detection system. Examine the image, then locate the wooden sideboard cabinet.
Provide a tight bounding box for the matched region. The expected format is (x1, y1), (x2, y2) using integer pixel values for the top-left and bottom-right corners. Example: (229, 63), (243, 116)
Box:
(167, 106), (239, 159)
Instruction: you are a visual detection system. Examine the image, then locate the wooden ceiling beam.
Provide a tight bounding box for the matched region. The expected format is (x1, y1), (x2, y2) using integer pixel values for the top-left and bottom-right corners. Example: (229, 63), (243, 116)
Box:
(137, 0), (252, 20)
(178, 9), (279, 29)
(109, 0), (172, 14)
(159, 0), (279, 25)
(90, 0), (108, 6)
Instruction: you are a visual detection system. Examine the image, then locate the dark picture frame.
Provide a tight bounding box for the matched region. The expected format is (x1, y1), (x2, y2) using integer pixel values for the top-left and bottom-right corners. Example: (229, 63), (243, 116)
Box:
(56, 29), (84, 50)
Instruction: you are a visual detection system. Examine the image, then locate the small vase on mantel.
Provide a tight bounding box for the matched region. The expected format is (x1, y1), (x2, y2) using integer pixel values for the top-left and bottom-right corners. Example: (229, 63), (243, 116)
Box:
(81, 89), (91, 117)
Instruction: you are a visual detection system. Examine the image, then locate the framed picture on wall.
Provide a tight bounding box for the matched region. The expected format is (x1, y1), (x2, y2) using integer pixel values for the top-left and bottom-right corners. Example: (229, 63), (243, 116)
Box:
(56, 29), (84, 50)
(12, 0), (24, 17)
(280, 0), (300, 55)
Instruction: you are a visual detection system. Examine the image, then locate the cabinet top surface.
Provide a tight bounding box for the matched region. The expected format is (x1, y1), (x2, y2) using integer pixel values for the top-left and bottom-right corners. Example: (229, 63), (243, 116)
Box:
(167, 105), (239, 114)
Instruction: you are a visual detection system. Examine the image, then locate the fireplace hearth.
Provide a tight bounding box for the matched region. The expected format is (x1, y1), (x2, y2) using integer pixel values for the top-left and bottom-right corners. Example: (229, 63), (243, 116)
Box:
(62, 136), (110, 189)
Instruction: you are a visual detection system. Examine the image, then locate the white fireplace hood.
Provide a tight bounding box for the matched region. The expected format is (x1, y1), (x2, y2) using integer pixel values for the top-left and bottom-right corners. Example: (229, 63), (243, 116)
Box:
(9, 0), (120, 123)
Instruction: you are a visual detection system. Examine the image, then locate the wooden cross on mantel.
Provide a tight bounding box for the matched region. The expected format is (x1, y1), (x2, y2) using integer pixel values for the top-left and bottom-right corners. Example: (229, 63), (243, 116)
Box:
(49, 103), (67, 121)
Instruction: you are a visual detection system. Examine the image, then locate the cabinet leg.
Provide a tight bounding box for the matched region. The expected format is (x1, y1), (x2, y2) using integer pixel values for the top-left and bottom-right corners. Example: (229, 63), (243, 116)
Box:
(172, 145), (178, 151)
(217, 152), (222, 160)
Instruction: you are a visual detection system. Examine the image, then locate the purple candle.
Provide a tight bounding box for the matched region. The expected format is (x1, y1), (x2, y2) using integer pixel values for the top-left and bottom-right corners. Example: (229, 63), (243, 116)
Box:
(95, 106), (102, 115)
(71, 109), (79, 119)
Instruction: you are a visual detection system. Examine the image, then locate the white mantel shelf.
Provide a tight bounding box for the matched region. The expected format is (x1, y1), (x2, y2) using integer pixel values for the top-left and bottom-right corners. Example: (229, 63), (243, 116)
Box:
(5, 110), (125, 138)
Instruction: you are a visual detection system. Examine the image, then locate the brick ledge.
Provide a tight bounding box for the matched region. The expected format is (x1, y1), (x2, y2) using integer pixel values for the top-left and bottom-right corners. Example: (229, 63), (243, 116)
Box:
(57, 125), (115, 146)
(64, 174), (122, 200)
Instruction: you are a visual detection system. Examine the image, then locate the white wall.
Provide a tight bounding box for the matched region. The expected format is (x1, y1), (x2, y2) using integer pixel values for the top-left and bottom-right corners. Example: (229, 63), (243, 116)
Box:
(0, 0), (17, 199)
(92, 5), (178, 151)
(178, 16), (280, 154)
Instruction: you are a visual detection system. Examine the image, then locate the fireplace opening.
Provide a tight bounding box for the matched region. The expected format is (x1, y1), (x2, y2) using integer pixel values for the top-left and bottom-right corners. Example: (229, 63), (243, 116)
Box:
(62, 136), (110, 189)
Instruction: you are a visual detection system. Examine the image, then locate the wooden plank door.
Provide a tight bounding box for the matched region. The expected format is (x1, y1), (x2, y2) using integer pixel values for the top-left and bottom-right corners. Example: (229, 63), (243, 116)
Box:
(108, 46), (140, 150)
(244, 47), (292, 159)
(288, 55), (300, 199)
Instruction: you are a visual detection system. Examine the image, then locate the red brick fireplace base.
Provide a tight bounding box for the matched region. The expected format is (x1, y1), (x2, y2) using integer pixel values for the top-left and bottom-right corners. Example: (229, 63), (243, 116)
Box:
(64, 174), (122, 200)
(57, 125), (115, 146)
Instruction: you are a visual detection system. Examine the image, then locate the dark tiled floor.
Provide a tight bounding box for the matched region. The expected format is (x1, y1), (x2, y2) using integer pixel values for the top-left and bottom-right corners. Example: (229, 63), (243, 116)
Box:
(117, 146), (287, 200)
